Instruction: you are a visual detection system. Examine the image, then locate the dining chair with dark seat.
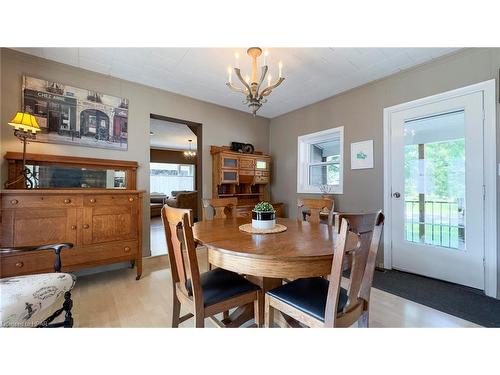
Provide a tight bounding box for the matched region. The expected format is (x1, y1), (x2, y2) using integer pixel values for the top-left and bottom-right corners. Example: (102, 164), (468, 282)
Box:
(201, 197), (238, 318)
(202, 197), (238, 220)
(297, 198), (335, 225)
(162, 205), (261, 328)
(334, 211), (384, 306)
(265, 212), (384, 328)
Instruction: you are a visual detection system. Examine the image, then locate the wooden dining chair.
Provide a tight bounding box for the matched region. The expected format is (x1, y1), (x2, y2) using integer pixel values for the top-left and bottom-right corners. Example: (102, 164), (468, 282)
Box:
(202, 197), (238, 220)
(297, 198), (335, 225)
(334, 211), (381, 272)
(162, 205), (261, 328)
(201, 197), (238, 317)
(265, 212), (384, 328)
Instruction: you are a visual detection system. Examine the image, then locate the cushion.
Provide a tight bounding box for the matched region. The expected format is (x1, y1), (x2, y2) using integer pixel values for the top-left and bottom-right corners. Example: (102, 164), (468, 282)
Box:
(186, 268), (259, 307)
(0, 273), (76, 328)
(267, 277), (348, 322)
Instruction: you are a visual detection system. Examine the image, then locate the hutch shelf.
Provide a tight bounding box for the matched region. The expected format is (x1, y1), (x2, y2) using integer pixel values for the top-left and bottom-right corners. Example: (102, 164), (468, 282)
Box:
(210, 146), (283, 217)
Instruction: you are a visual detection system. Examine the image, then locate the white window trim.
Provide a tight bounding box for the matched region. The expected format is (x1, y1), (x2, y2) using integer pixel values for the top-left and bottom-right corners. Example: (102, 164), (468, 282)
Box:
(297, 126), (344, 194)
(383, 79), (497, 299)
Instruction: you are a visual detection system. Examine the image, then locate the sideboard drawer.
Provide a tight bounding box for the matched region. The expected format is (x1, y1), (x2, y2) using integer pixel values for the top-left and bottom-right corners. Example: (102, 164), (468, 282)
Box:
(62, 240), (138, 268)
(0, 250), (55, 278)
(239, 157), (255, 170)
(2, 195), (83, 209)
(239, 170), (255, 176)
(83, 194), (137, 206)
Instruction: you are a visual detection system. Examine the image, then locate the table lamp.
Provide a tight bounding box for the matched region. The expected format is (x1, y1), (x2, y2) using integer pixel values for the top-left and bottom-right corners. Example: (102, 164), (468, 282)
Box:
(4, 112), (41, 188)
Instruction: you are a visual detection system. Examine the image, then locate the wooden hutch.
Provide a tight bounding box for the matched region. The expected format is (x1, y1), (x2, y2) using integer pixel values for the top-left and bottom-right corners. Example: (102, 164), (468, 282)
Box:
(211, 146), (282, 217)
(1, 152), (144, 280)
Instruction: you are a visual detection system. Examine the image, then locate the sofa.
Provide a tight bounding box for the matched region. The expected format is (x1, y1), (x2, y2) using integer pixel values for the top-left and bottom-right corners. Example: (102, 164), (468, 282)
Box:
(150, 193), (167, 218)
(165, 191), (198, 221)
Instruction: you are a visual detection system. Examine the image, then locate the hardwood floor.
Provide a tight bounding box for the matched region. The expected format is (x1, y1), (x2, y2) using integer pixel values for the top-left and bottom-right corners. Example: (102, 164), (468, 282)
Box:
(150, 216), (167, 257)
(71, 249), (480, 328)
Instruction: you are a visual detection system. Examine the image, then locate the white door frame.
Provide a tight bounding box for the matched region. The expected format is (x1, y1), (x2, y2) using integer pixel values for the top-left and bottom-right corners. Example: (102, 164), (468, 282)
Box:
(383, 79), (497, 298)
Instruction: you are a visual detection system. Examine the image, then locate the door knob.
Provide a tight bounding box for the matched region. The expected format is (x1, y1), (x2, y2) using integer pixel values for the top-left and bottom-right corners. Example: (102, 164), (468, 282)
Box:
(393, 192), (401, 198)
(83, 224), (90, 229)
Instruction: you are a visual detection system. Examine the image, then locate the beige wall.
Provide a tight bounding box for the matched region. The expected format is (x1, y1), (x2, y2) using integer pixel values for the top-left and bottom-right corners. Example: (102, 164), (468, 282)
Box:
(0, 48), (270, 255)
(269, 48), (500, 296)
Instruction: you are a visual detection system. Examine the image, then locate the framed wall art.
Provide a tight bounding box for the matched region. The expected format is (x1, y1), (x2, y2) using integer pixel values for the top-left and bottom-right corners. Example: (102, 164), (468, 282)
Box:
(351, 139), (374, 169)
(22, 75), (129, 150)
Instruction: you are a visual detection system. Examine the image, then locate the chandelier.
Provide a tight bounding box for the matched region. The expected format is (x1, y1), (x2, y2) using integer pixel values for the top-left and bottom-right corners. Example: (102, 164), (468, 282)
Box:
(184, 139), (196, 158)
(226, 47), (285, 116)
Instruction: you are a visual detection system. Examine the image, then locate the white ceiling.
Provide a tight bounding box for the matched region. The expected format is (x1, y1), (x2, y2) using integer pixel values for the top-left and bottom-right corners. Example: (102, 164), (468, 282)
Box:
(150, 119), (196, 150)
(14, 47), (460, 118)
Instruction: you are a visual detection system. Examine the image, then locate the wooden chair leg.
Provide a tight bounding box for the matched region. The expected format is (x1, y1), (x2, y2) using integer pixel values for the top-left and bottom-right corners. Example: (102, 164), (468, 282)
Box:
(172, 294), (181, 328)
(264, 295), (274, 328)
(357, 310), (369, 328)
(63, 292), (73, 328)
(254, 291), (263, 327)
(195, 312), (205, 328)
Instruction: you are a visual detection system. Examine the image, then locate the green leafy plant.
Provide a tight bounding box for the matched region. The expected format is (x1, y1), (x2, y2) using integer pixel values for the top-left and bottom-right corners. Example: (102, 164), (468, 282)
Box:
(253, 201), (274, 212)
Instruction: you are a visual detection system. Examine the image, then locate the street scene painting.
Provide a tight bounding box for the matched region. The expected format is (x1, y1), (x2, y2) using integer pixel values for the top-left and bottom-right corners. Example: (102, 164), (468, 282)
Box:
(22, 76), (129, 150)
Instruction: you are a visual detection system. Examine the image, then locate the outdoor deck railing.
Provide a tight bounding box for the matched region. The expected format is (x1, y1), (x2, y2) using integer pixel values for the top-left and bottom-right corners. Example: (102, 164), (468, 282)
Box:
(404, 200), (465, 249)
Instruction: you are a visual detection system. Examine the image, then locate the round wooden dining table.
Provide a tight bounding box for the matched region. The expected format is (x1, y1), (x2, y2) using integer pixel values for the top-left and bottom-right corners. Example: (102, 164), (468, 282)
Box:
(192, 217), (353, 327)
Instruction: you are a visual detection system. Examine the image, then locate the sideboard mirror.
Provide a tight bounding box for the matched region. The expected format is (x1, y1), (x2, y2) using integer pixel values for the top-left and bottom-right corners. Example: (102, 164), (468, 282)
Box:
(5, 152), (138, 190)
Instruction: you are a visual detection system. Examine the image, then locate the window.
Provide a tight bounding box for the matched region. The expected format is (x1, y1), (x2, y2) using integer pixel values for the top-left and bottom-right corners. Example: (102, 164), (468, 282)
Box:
(297, 126), (343, 194)
(150, 163), (195, 196)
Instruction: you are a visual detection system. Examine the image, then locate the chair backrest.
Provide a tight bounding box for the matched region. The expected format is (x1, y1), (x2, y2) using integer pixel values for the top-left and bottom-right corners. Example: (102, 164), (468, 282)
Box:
(161, 205), (204, 309)
(202, 197), (238, 220)
(333, 212), (385, 316)
(297, 198), (334, 225)
(324, 218), (359, 326)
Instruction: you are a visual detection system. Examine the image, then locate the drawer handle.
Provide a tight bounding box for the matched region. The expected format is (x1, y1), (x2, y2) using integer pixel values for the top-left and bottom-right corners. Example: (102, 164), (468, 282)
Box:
(124, 246), (131, 252)
(128, 197), (134, 202)
(64, 199), (71, 204)
(71, 225), (77, 230)
(15, 261), (24, 268)
(83, 224), (90, 229)
(89, 198), (96, 203)
(10, 199), (18, 205)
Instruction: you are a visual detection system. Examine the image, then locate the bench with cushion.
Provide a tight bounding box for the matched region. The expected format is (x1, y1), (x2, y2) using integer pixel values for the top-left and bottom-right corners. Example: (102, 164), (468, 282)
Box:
(0, 243), (76, 328)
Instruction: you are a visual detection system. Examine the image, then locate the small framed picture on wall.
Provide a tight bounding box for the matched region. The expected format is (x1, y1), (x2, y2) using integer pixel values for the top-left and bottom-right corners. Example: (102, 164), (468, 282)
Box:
(351, 140), (374, 169)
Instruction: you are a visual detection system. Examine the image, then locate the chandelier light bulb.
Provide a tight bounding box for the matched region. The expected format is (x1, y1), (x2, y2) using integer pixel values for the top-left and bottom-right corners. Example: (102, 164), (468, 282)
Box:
(234, 51), (240, 68)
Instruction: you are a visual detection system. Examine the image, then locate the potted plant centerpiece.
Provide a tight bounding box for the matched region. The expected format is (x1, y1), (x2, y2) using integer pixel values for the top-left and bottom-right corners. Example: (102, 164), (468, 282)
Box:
(252, 201), (276, 230)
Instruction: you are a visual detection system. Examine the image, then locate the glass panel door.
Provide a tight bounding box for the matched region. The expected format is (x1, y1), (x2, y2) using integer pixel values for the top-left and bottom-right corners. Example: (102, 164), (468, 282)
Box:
(404, 110), (465, 250)
(390, 91), (484, 289)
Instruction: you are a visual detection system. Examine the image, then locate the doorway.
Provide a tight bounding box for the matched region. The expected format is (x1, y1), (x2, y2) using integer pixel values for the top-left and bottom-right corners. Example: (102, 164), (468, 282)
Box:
(383, 80), (497, 296)
(148, 114), (202, 257)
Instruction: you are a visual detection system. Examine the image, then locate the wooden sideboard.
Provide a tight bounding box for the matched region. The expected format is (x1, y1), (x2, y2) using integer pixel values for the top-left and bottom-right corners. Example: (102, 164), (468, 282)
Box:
(0, 189), (144, 279)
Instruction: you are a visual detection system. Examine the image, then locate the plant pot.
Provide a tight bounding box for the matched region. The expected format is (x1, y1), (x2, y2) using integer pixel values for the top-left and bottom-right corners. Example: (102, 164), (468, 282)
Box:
(252, 210), (276, 230)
